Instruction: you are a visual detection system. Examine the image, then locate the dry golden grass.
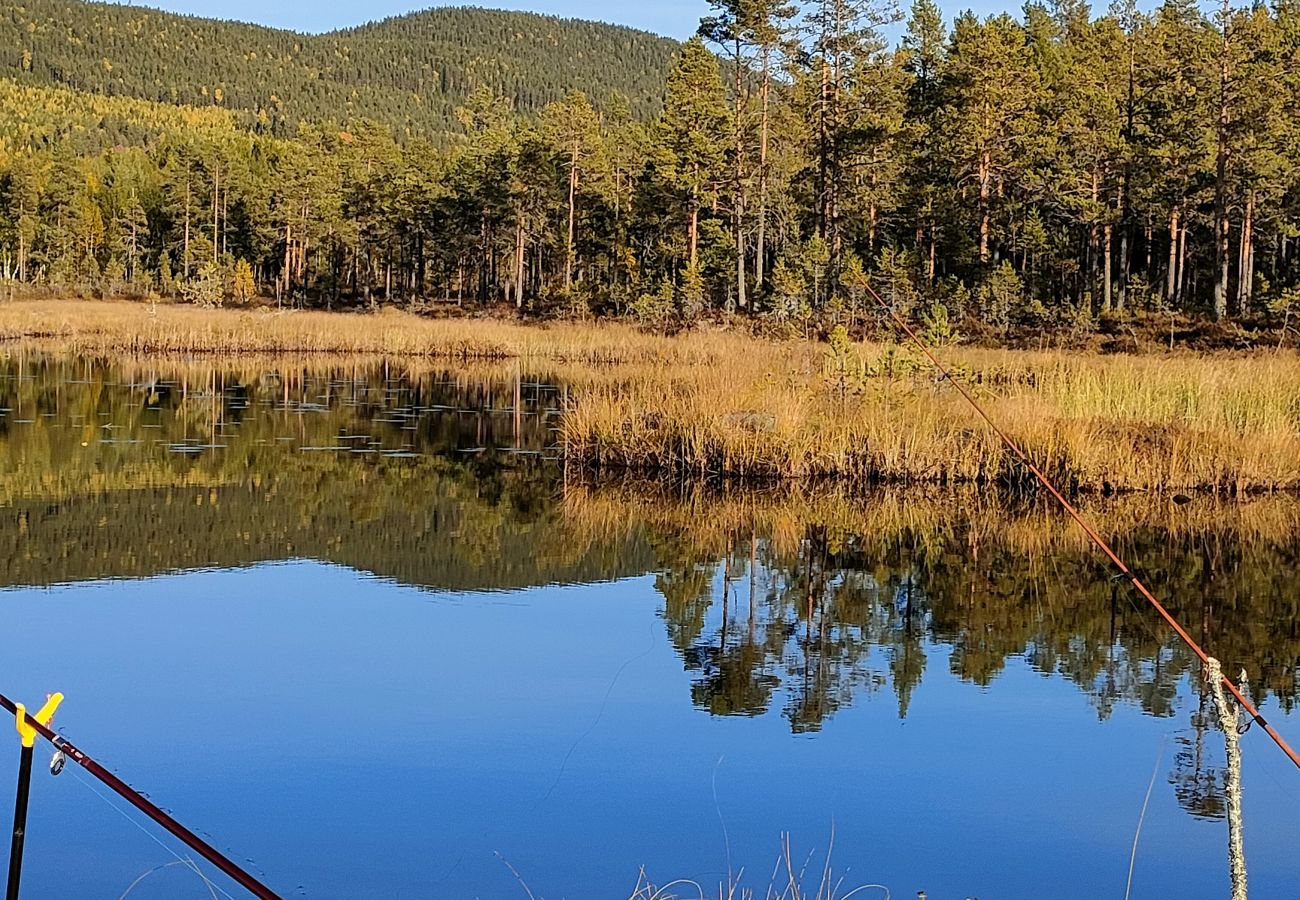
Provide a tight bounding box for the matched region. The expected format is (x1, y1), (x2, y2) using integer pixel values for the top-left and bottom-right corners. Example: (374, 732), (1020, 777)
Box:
(6, 298), (1300, 491)
(561, 343), (1300, 492)
(0, 298), (714, 364)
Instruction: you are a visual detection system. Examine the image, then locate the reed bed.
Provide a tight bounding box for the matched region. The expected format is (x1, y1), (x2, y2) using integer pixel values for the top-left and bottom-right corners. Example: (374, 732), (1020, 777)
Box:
(561, 345), (1300, 492)
(7, 299), (1300, 491)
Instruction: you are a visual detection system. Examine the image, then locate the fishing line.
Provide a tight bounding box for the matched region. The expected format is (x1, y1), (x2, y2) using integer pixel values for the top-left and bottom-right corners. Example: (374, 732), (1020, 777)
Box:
(65, 763), (232, 900)
(864, 279), (1300, 771)
(532, 618), (660, 810)
(118, 861), (197, 900)
(711, 755), (732, 890)
(1123, 736), (1166, 900)
(434, 619), (661, 888)
(1254, 743), (1300, 809)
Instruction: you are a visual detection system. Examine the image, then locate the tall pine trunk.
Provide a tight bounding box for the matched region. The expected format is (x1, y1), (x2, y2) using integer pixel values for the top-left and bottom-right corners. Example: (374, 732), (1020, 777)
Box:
(756, 46), (771, 292)
(689, 202), (700, 270)
(689, 163), (701, 270)
(16, 199), (26, 282)
(514, 215), (526, 308)
(1176, 220), (1189, 307)
(183, 176), (192, 279)
(978, 150), (992, 264)
(1103, 223), (1113, 313)
(282, 221), (292, 296)
(211, 162), (220, 265)
(817, 60), (831, 242)
(928, 222), (937, 282)
(1212, 0), (1232, 321)
(565, 144), (577, 293)
(1090, 169), (1100, 310)
(734, 34), (746, 310)
(1237, 190), (1254, 314)
(1165, 206), (1180, 305)
(1118, 34), (1136, 312)
(1117, 189), (1130, 311)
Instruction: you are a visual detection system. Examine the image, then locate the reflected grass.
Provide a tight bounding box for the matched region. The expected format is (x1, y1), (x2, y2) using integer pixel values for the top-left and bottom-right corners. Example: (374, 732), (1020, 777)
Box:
(560, 479), (1300, 560)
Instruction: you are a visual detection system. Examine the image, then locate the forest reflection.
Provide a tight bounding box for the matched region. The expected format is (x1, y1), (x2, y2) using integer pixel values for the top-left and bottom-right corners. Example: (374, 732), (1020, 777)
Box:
(3, 354), (1298, 823)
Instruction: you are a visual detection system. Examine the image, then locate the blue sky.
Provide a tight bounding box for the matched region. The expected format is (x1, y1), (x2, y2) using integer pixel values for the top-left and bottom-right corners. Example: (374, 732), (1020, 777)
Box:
(107, 0), (1005, 38)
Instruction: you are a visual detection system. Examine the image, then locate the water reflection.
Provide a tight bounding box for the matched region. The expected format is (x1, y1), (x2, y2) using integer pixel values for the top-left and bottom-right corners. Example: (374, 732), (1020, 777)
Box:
(2, 352), (1299, 838)
(0, 353), (638, 590)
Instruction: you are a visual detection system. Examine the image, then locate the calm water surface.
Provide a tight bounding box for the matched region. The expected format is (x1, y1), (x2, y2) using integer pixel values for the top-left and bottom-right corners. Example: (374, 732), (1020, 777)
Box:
(1, 354), (1298, 898)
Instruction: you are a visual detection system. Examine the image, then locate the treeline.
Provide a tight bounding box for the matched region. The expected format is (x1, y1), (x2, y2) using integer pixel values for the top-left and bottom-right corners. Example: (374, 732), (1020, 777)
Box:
(0, 1), (677, 137)
(2, 0), (1300, 328)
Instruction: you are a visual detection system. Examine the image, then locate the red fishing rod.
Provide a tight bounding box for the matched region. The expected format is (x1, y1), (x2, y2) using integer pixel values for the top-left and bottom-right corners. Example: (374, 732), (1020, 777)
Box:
(0, 691), (280, 899)
(864, 280), (1300, 771)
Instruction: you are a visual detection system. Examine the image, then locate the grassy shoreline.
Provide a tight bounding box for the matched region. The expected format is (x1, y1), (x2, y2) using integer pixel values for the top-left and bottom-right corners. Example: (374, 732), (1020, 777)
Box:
(5, 298), (1300, 493)
(0, 298), (708, 364)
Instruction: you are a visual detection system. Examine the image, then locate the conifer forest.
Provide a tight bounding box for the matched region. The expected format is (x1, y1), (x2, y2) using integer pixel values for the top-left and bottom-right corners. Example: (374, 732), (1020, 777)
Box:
(1, 0), (1299, 330)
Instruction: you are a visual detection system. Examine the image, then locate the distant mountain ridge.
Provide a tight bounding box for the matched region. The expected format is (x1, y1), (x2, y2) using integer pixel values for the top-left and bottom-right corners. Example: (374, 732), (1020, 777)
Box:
(0, 0), (680, 138)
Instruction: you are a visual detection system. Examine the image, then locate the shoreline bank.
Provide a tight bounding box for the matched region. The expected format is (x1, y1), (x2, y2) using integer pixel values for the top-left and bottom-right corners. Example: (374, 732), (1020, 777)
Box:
(5, 299), (1300, 493)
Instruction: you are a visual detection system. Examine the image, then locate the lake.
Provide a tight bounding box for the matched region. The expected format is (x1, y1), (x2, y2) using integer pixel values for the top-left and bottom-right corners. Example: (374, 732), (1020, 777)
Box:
(0, 353), (1297, 898)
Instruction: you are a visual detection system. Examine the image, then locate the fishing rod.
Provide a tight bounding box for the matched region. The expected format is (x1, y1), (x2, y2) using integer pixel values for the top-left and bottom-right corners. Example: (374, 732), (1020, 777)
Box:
(864, 280), (1300, 772)
(0, 691), (280, 899)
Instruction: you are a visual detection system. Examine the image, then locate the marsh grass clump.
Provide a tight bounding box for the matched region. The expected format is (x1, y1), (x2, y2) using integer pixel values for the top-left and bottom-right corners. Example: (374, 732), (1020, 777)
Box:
(560, 340), (1300, 493)
(626, 833), (892, 900)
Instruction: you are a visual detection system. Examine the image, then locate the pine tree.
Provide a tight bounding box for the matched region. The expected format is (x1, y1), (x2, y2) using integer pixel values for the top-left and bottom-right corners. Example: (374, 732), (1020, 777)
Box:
(540, 91), (601, 294)
(900, 0), (949, 282)
(658, 38), (731, 278)
(940, 14), (1044, 267)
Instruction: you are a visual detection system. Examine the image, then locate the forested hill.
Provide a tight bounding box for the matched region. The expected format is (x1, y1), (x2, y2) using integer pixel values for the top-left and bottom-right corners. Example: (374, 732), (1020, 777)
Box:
(0, 0), (678, 138)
